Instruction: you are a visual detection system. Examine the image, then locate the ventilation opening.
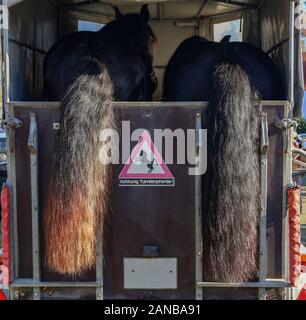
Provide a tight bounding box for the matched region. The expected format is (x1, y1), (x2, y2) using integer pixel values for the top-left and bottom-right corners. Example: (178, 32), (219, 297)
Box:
(78, 20), (105, 32)
(213, 19), (243, 42)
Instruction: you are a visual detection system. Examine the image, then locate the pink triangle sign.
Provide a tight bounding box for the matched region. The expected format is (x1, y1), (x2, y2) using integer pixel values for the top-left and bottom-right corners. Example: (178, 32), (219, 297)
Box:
(119, 131), (175, 187)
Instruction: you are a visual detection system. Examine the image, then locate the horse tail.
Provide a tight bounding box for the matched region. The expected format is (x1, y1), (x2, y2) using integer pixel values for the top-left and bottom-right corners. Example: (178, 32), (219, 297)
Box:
(43, 68), (115, 275)
(203, 63), (260, 282)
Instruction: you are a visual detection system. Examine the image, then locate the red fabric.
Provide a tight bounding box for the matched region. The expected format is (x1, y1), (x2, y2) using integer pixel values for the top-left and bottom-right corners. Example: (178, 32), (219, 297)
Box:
(297, 284), (306, 300)
(1, 186), (10, 287)
(0, 290), (7, 300)
(288, 186), (301, 288)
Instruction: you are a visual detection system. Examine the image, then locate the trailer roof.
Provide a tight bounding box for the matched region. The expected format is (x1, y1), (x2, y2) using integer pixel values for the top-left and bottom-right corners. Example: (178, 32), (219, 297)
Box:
(53, 0), (263, 5)
(50, 0), (265, 19)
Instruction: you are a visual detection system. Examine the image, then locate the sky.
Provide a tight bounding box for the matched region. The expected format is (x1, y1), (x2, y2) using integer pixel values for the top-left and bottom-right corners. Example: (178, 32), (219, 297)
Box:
(78, 20), (104, 32)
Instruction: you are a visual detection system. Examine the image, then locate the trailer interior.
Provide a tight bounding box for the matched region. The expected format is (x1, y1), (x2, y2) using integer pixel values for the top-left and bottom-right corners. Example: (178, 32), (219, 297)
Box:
(4, 0), (303, 116)
(0, 0), (303, 300)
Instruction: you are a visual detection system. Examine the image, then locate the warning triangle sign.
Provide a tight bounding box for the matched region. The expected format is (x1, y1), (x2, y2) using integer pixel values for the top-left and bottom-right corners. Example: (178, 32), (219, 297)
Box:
(119, 131), (175, 187)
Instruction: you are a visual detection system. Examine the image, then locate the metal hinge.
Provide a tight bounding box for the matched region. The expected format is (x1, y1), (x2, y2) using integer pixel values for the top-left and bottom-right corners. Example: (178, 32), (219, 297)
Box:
(1, 117), (23, 129)
(275, 118), (297, 131)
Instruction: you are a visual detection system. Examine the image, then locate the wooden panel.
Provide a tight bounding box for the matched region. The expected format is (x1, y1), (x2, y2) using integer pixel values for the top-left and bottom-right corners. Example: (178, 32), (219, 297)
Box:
(104, 106), (200, 299)
(10, 101), (288, 300)
(12, 102), (203, 299)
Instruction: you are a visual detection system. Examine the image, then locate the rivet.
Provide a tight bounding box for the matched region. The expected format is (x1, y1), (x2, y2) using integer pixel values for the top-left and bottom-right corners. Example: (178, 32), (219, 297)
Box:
(53, 123), (60, 130)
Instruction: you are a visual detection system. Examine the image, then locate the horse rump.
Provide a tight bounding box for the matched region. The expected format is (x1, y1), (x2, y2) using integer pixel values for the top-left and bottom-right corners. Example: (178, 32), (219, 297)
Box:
(204, 63), (261, 282)
(43, 69), (115, 275)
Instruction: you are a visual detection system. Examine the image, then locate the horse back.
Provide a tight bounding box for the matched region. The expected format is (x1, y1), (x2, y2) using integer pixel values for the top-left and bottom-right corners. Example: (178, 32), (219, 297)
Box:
(163, 37), (285, 101)
(44, 31), (99, 100)
(44, 30), (150, 101)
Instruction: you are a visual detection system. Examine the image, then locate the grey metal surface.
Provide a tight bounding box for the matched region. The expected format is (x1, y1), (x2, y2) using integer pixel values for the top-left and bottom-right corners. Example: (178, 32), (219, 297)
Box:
(7, 101), (290, 299)
(197, 280), (289, 288)
(7, 104), (18, 299)
(288, 0), (295, 110)
(9, 101), (209, 109)
(28, 112), (40, 300)
(195, 112), (203, 300)
(280, 104), (291, 299)
(123, 258), (178, 289)
(3, 7), (17, 300)
(10, 280), (100, 288)
(95, 229), (103, 300)
(259, 111), (269, 300)
(8, 0), (57, 101)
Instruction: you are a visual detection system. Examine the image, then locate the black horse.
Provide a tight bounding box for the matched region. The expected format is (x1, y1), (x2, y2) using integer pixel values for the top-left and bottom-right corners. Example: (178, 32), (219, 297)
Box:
(163, 35), (284, 101)
(163, 36), (285, 283)
(43, 5), (157, 275)
(44, 5), (157, 101)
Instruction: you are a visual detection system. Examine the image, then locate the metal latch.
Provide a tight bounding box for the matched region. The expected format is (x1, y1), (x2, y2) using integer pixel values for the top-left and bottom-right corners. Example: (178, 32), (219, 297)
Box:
(275, 118), (297, 131)
(28, 112), (37, 155)
(2, 117), (23, 129)
(143, 246), (159, 258)
(261, 113), (269, 156)
(53, 122), (60, 130)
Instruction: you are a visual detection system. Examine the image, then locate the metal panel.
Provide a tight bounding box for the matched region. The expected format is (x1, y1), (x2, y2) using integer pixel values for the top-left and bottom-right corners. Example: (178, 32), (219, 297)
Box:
(8, 101), (289, 300)
(259, 111), (269, 300)
(195, 112), (203, 300)
(9, 0), (57, 101)
(9, 101), (206, 300)
(198, 280), (289, 288)
(260, 0), (290, 107)
(124, 258), (177, 289)
(7, 104), (19, 299)
(263, 102), (289, 280)
(95, 229), (103, 300)
(27, 112), (41, 300)
(55, 0), (263, 20)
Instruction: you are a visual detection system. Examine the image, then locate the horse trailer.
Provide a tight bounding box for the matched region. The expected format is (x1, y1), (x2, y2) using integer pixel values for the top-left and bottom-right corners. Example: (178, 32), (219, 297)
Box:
(0, 0), (304, 300)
